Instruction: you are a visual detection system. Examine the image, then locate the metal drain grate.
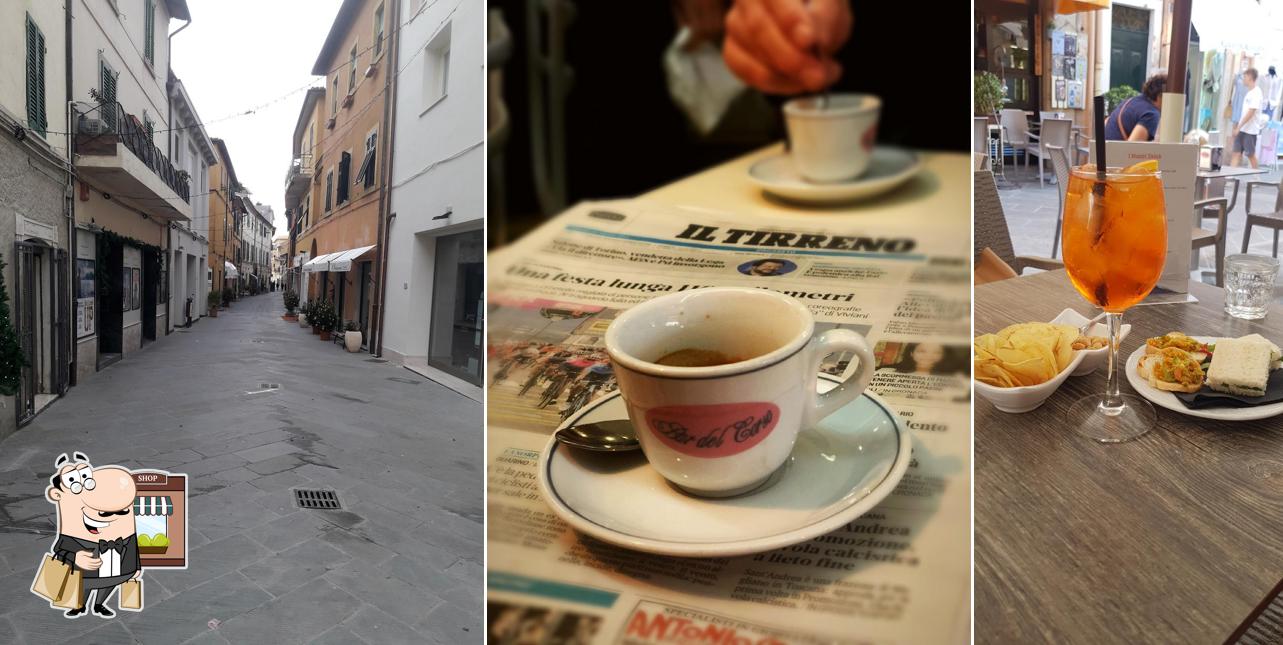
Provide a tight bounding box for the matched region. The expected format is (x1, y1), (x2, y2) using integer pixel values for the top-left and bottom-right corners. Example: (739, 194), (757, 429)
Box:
(294, 489), (341, 510)
(1229, 577), (1283, 644)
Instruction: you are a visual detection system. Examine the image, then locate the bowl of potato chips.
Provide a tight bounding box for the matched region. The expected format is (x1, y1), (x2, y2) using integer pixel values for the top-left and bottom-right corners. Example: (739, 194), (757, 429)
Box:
(974, 310), (1126, 413)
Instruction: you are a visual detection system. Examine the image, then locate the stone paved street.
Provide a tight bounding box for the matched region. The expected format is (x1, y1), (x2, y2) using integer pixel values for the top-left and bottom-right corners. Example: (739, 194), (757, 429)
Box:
(996, 161), (1283, 303)
(0, 293), (481, 644)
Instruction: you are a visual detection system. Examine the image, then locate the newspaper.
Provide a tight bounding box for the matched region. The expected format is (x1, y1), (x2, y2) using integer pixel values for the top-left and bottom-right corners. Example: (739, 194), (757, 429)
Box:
(487, 199), (970, 644)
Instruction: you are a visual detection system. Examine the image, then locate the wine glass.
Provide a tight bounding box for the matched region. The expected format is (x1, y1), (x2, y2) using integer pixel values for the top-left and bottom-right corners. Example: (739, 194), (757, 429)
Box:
(1060, 165), (1167, 442)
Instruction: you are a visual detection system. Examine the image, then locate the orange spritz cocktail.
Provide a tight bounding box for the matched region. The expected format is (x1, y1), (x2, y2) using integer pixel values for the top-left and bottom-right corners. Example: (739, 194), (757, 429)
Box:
(1061, 164), (1167, 312)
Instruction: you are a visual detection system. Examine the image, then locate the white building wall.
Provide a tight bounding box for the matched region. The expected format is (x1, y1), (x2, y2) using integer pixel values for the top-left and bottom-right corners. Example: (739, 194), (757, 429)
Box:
(72, 0), (175, 152)
(0, 0), (69, 153)
(384, 0), (484, 364)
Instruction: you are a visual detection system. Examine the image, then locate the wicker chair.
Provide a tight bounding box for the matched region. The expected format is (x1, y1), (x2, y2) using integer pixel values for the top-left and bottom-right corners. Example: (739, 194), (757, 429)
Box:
(974, 170), (1063, 275)
(1193, 197), (1231, 287)
(1046, 145), (1072, 258)
(1242, 176), (1283, 257)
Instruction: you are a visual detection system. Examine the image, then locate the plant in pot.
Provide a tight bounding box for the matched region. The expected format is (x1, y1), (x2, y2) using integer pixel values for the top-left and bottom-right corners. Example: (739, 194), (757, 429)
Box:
(310, 300), (338, 340)
(283, 291), (300, 321)
(974, 71), (1005, 122)
(207, 290), (221, 317)
(343, 320), (362, 353)
(1103, 85), (1139, 114)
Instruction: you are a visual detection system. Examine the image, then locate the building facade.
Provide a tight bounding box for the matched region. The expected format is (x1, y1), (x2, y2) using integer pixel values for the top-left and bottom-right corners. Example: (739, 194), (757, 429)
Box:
(0, 0), (73, 433)
(285, 87), (325, 301)
(295, 0), (391, 345)
(72, 0), (192, 377)
(208, 138), (241, 303)
(166, 71), (213, 329)
(384, 0), (484, 387)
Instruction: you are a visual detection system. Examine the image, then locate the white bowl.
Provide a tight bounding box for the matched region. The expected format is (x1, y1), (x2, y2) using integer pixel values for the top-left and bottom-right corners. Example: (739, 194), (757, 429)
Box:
(1049, 308), (1130, 376)
(974, 309), (1130, 413)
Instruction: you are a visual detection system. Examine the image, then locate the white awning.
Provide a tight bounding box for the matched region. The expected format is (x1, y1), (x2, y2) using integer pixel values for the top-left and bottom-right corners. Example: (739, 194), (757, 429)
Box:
(224, 261), (239, 279)
(302, 252), (340, 273)
(327, 245), (375, 272)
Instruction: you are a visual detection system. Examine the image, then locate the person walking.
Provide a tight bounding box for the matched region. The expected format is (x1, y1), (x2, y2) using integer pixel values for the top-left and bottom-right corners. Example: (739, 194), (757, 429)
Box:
(1104, 74), (1166, 142)
(1231, 67), (1265, 169)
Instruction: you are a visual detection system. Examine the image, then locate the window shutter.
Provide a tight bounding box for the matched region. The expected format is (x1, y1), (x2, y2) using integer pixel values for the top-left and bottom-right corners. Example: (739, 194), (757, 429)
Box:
(144, 0), (155, 64)
(25, 15), (47, 136)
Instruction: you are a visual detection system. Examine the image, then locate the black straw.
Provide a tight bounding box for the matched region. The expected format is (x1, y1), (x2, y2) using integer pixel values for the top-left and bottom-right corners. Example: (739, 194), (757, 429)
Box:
(1094, 95), (1107, 178)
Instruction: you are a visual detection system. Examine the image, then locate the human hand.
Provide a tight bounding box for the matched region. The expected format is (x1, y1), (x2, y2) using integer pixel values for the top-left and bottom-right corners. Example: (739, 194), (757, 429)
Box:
(673, 0), (728, 50)
(723, 0), (851, 94)
(74, 551), (101, 570)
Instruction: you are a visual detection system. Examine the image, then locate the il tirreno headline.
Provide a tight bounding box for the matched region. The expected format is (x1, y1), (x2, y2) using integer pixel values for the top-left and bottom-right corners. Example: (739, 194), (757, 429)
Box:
(675, 223), (916, 253)
(505, 264), (858, 301)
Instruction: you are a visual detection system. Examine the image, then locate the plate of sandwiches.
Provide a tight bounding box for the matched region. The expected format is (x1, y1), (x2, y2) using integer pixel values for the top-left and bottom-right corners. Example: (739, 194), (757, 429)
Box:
(1124, 332), (1283, 421)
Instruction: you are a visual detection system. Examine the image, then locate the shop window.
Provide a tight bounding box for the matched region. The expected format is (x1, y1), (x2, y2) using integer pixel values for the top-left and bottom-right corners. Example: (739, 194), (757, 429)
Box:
(975, 0), (1037, 111)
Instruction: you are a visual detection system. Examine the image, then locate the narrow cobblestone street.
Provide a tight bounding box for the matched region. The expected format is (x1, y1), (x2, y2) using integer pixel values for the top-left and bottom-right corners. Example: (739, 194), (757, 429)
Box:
(0, 293), (481, 644)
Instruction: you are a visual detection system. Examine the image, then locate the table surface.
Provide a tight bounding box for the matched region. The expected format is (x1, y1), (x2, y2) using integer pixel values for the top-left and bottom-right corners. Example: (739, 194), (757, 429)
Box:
(642, 144), (969, 239)
(1198, 165), (1270, 179)
(975, 270), (1283, 644)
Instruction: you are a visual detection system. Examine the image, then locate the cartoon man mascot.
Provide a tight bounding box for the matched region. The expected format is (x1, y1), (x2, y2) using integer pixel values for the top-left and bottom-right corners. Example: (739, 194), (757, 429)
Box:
(38, 453), (142, 618)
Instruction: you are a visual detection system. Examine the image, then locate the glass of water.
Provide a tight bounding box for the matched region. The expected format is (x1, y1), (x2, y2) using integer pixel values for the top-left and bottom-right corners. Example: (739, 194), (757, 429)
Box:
(1224, 254), (1280, 320)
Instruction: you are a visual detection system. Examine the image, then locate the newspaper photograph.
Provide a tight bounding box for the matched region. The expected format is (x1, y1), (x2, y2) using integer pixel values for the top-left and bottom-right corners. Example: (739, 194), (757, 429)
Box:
(487, 200), (971, 643)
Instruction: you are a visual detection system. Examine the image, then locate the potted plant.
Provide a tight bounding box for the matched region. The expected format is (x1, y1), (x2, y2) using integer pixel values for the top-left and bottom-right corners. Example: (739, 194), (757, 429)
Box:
(974, 71), (1005, 122)
(298, 299), (312, 328)
(310, 300), (337, 340)
(343, 321), (362, 352)
(283, 291), (300, 321)
(1103, 85), (1139, 114)
(207, 290), (221, 317)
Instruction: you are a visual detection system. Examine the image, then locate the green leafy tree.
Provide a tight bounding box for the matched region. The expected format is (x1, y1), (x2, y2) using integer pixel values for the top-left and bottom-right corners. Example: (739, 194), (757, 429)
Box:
(0, 254), (28, 396)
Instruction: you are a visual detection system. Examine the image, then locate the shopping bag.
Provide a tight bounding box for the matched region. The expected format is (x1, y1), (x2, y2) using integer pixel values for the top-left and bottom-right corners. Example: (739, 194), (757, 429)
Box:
(51, 569), (82, 609)
(29, 555), (71, 602)
(118, 580), (143, 611)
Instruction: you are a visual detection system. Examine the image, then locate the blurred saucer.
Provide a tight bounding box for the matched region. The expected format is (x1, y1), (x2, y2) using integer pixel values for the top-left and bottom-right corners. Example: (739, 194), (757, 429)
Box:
(537, 374), (912, 557)
(748, 147), (922, 205)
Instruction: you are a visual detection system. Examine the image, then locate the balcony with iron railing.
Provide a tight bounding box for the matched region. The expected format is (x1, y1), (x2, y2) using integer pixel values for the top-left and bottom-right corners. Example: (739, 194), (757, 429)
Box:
(75, 101), (192, 222)
(284, 153), (314, 208)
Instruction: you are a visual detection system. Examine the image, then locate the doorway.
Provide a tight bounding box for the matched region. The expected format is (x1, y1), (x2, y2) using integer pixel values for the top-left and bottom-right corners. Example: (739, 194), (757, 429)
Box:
(15, 241), (68, 425)
(96, 236), (123, 367)
(1110, 5), (1150, 95)
(428, 229), (483, 384)
(358, 261), (371, 345)
(142, 248), (158, 344)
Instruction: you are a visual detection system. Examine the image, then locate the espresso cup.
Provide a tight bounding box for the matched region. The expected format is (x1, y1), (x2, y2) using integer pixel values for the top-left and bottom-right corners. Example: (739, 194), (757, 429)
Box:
(604, 287), (874, 497)
(783, 93), (881, 183)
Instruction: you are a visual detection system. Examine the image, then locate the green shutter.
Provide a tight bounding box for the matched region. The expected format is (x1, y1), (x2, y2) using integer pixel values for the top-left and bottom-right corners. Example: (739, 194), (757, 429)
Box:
(100, 61), (118, 130)
(25, 14), (47, 137)
(144, 0), (155, 64)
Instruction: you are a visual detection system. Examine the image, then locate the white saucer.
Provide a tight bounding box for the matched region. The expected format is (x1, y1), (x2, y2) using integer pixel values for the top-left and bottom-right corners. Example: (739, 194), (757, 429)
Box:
(1125, 336), (1283, 422)
(747, 147), (922, 204)
(537, 375), (912, 557)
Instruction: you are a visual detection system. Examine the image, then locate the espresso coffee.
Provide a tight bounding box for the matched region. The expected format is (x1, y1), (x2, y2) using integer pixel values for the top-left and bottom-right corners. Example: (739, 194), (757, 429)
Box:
(654, 348), (744, 367)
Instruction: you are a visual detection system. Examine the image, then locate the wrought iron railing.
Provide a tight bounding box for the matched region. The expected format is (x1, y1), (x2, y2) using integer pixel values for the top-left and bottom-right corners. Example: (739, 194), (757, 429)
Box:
(285, 154), (314, 188)
(78, 101), (190, 204)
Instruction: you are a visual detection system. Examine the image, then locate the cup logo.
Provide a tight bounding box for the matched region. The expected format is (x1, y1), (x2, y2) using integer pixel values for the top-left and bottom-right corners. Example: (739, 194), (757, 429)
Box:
(862, 126), (877, 152)
(644, 402), (781, 458)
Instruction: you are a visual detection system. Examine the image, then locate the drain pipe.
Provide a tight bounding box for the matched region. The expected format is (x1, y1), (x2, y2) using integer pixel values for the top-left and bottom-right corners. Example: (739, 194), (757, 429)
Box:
(66, 0), (78, 387)
(372, 0), (402, 357)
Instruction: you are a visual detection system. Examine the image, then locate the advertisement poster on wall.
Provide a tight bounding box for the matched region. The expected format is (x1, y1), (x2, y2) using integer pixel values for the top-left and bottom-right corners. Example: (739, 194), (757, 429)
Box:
(76, 259), (95, 338)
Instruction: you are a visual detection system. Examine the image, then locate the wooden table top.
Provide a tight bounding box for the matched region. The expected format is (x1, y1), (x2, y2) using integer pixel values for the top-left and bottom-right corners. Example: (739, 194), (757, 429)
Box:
(975, 270), (1283, 644)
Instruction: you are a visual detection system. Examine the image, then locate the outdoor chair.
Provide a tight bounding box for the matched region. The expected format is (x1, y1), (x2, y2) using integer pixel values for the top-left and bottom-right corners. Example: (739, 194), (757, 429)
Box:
(973, 170), (1063, 275)
(1027, 118), (1072, 188)
(1193, 197), (1231, 287)
(974, 117), (989, 155)
(1045, 145), (1072, 258)
(1242, 175), (1283, 257)
(998, 109), (1031, 167)
(974, 153), (989, 171)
